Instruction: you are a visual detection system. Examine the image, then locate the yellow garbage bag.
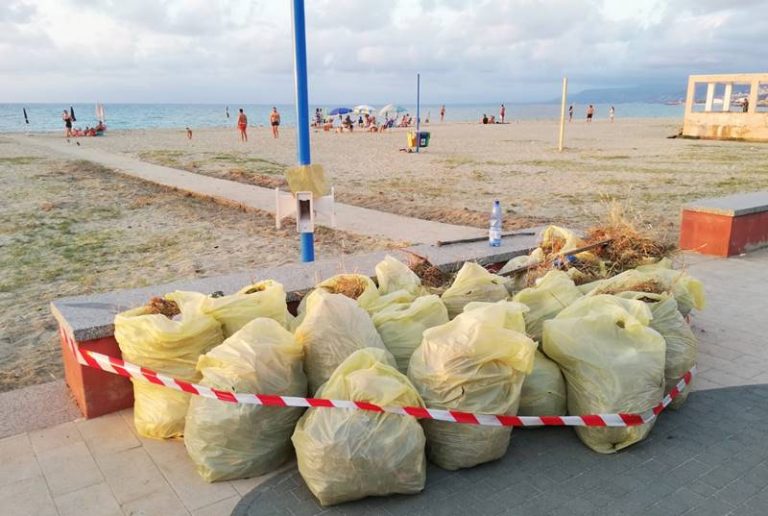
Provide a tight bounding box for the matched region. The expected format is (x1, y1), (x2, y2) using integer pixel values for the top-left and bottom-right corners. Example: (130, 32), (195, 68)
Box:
(316, 273), (380, 311)
(408, 303), (537, 470)
(556, 294), (653, 326)
(294, 290), (388, 394)
(114, 306), (224, 439)
(512, 270), (583, 341)
(184, 318), (306, 482)
(618, 292), (698, 409)
(636, 260), (706, 315)
(366, 289), (416, 314)
(375, 255), (426, 296)
(166, 280), (289, 338)
(291, 273), (381, 330)
(292, 348), (426, 506)
(441, 262), (509, 319)
(577, 278), (606, 295)
(462, 300), (529, 333)
(372, 295), (449, 373)
(542, 299), (666, 454)
(584, 259), (705, 316)
(519, 350), (567, 417)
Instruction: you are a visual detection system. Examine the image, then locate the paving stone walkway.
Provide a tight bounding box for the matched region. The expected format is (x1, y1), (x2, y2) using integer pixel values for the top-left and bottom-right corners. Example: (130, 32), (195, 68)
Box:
(11, 135), (482, 244)
(233, 384), (768, 516)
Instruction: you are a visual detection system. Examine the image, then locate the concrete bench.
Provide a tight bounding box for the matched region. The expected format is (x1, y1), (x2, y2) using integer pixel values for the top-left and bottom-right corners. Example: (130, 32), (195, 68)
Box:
(680, 192), (768, 257)
(51, 232), (541, 419)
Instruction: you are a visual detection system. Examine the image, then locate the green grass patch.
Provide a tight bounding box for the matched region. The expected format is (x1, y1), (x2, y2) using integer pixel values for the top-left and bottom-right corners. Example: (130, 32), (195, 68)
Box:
(208, 154), (287, 175)
(439, 156), (476, 169)
(0, 156), (40, 165)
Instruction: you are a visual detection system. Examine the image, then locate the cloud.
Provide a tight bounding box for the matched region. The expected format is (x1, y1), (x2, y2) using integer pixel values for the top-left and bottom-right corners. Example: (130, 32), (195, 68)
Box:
(0, 0), (766, 103)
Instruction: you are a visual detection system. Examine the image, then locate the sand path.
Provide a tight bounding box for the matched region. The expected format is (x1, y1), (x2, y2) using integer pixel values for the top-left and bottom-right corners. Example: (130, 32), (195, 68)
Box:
(11, 135), (483, 244)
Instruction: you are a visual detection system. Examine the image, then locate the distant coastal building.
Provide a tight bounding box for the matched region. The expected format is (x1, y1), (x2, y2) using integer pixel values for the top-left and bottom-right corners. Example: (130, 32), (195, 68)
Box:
(683, 73), (768, 142)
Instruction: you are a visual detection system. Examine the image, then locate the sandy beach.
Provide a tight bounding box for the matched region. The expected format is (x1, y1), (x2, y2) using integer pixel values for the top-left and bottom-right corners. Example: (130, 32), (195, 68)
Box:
(3, 117), (768, 391)
(28, 117), (768, 233)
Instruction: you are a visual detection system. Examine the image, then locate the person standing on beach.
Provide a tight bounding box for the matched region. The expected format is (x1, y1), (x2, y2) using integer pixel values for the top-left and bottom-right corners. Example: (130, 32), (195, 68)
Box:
(609, 106), (615, 123)
(237, 108), (248, 142)
(499, 104), (506, 123)
(440, 105), (445, 122)
(568, 104), (574, 122)
(62, 109), (72, 137)
(586, 105), (594, 123)
(270, 107), (281, 138)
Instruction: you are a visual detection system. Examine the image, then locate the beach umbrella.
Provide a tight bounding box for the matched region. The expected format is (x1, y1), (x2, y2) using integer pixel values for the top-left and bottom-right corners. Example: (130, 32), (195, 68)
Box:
(352, 104), (376, 115)
(328, 107), (352, 116)
(70, 106), (76, 122)
(379, 104), (407, 117)
(23, 107), (28, 124)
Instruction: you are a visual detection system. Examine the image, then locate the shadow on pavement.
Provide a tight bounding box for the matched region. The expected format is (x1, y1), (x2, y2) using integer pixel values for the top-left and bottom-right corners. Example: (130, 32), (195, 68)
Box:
(234, 385), (768, 516)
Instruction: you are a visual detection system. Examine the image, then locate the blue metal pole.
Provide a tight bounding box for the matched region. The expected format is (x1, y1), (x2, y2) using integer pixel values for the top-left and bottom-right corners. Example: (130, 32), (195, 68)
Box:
(300, 231), (315, 262)
(415, 73), (420, 153)
(291, 0), (314, 262)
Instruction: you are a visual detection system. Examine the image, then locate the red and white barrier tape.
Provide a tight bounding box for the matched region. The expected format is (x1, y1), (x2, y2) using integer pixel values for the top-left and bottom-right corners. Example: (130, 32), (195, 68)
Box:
(62, 329), (694, 428)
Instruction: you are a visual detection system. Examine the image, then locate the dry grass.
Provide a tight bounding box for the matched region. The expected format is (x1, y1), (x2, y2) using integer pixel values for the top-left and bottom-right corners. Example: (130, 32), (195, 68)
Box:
(321, 275), (369, 300)
(585, 200), (674, 276)
(401, 250), (448, 289)
(146, 297), (180, 318)
(594, 279), (667, 296)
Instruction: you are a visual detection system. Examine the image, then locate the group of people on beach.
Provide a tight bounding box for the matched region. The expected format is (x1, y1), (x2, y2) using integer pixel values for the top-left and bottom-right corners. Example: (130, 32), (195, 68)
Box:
(61, 109), (105, 137)
(569, 104), (616, 123)
(310, 110), (423, 133)
(229, 107), (280, 142)
(480, 104), (507, 125)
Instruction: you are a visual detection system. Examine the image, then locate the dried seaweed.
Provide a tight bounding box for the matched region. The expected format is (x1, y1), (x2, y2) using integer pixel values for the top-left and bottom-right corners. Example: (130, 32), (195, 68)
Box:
(321, 275), (369, 300)
(146, 297), (180, 318)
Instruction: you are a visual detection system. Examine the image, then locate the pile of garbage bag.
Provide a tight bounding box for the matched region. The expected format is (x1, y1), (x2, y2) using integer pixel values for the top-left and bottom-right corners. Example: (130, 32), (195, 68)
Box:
(111, 235), (706, 506)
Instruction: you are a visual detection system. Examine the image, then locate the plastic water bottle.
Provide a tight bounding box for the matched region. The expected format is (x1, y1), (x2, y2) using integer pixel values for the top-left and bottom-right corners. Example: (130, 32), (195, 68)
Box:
(489, 200), (502, 247)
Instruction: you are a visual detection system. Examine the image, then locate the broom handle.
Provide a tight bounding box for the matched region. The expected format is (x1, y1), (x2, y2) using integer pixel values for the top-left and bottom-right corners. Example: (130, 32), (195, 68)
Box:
(436, 231), (536, 247)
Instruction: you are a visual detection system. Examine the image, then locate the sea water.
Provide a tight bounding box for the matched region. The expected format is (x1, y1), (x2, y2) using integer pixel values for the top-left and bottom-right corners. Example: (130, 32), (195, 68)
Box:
(0, 102), (685, 133)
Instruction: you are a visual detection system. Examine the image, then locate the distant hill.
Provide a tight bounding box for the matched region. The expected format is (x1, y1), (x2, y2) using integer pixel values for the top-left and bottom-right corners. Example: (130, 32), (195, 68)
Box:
(551, 86), (686, 104)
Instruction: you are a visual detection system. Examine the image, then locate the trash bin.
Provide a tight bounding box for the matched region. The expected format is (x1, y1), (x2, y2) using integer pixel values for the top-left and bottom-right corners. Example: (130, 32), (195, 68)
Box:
(417, 131), (430, 148)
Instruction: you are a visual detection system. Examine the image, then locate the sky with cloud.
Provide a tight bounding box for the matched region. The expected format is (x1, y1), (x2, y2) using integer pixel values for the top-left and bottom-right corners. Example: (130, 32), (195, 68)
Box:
(0, 0), (765, 104)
